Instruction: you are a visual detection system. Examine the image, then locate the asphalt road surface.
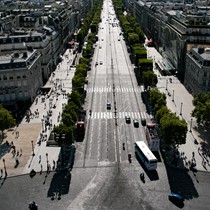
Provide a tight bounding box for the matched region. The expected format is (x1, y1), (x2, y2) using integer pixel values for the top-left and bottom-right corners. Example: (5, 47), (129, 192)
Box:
(0, 0), (209, 210)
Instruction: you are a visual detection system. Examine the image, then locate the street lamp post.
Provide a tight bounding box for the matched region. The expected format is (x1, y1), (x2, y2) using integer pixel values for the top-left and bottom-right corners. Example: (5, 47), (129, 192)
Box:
(46, 153), (48, 163)
(166, 79), (168, 91)
(3, 158), (6, 169)
(172, 90), (174, 102)
(180, 102), (183, 115)
(41, 119), (44, 133)
(61, 134), (65, 168)
(190, 118), (193, 132)
(31, 141), (35, 156)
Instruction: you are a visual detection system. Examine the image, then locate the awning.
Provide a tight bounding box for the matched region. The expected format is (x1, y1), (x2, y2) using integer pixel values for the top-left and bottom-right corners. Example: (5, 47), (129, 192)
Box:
(147, 39), (153, 43)
(69, 40), (75, 45)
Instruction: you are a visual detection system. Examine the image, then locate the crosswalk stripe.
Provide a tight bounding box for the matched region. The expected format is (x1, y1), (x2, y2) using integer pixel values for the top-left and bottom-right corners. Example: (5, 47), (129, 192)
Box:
(87, 86), (145, 93)
(86, 112), (152, 119)
(131, 112), (134, 118)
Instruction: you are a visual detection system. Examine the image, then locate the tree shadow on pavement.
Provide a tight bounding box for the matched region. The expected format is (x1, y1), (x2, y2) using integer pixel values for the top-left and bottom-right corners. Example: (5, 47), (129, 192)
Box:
(0, 142), (11, 159)
(47, 171), (71, 199)
(160, 144), (199, 200)
(193, 125), (210, 149)
(165, 166), (199, 200)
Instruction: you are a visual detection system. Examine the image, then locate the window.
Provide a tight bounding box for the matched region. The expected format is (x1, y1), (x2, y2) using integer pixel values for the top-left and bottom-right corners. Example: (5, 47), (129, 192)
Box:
(22, 75), (26, 79)
(204, 72), (207, 77)
(9, 76), (14, 80)
(17, 76), (21, 79)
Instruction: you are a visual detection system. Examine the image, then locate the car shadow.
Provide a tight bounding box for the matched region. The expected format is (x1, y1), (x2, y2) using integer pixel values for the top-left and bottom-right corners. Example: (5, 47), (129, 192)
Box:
(168, 199), (184, 208)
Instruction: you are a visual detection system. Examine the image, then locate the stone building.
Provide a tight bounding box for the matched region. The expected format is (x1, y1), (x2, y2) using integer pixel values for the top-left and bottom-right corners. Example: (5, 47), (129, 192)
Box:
(185, 47), (210, 95)
(0, 49), (42, 110)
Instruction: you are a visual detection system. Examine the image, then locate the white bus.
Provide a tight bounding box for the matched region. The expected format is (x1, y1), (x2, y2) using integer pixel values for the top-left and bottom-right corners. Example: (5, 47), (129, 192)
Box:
(135, 141), (158, 170)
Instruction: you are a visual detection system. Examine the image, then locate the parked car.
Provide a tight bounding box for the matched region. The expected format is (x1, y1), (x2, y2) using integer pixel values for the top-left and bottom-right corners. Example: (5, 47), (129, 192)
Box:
(133, 119), (139, 127)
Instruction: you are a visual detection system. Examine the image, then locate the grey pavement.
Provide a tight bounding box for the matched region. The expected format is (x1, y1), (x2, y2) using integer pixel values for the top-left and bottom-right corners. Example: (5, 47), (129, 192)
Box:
(0, 48), (78, 177)
(146, 44), (210, 172)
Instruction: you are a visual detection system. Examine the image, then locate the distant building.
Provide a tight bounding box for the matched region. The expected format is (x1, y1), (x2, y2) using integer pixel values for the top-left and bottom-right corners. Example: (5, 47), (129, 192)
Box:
(128, 0), (210, 81)
(185, 47), (210, 95)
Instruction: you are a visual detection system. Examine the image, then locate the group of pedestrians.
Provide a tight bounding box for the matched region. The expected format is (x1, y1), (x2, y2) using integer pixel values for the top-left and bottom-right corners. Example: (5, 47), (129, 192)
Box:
(198, 146), (210, 170)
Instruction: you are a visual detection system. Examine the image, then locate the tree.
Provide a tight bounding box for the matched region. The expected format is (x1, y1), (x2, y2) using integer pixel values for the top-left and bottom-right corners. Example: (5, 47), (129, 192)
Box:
(0, 107), (16, 140)
(155, 106), (170, 123)
(148, 89), (166, 110)
(53, 123), (74, 145)
(142, 71), (158, 89)
(72, 75), (85, 89)
(192, 92), (210, 126)
(160, 114), (187, 145)
(128, 33), (139, 45)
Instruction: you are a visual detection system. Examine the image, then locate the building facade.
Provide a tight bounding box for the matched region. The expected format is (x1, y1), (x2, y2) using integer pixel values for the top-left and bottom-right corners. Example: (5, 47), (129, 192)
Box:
(185, 47), (210, 95)
(0, 49), (42, 109)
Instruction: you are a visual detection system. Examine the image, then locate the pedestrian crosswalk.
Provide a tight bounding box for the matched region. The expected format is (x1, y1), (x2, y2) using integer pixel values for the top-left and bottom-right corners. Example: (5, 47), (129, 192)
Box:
(87, 111), (152, 120)
(86, 86), (144, 93)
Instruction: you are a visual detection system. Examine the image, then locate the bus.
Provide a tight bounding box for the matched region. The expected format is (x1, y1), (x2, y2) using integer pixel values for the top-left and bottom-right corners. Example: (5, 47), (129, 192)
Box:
(135, 141), (157, 170)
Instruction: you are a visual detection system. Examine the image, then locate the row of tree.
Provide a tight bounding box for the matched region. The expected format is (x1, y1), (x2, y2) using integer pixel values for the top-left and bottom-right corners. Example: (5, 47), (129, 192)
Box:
(113, 0), (157, 88)
(53, 0), (103, 145)
(113, 0), (188, 146)
(148, 89), (188, 146)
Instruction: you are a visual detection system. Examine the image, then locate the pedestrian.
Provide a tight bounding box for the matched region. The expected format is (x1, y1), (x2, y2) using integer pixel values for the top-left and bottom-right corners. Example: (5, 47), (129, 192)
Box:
(20, 148), (22, 155)
(192, 151), (195, 158)
(1, 169), (3, 176)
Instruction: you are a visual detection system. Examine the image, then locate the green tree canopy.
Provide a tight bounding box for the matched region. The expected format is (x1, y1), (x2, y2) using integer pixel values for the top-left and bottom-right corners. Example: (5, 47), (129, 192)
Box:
(142, 71), (158, 90)
(155, 106), (170, 123)
(192, 92), (210, 126)
(0, 107), (16, 140)
(160, 113), (187, 145)
(53, 123), (74, 145)
(148, 89), (166, 112)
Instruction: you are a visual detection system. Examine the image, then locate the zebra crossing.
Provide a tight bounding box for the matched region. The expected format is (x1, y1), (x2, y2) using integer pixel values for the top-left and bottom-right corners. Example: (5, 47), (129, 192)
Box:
(86, 86), (144, 93)
(87, 111), (152, 119)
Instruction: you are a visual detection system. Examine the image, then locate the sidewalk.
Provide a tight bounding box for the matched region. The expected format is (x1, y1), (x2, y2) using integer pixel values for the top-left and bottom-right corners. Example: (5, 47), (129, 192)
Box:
(0, 48), (78, 177)
(146, 45), (210, 172)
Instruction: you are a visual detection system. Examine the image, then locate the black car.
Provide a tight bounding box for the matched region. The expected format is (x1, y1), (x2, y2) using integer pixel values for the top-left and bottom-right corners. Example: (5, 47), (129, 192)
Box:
(141, 118), (146, 126)
(125, 116), (131, 123)
(133, 119), (139, 128)
(107, 102), (111, 110)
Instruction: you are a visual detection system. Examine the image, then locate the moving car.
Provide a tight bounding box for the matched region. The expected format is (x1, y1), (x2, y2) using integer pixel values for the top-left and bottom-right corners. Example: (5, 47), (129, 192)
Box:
(125, 116), (131, 124)
(107, 102), (111, 110)
(133, 119), (139, 127)
(168, 192), (184, 204)
(141, 118), (146, 126)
